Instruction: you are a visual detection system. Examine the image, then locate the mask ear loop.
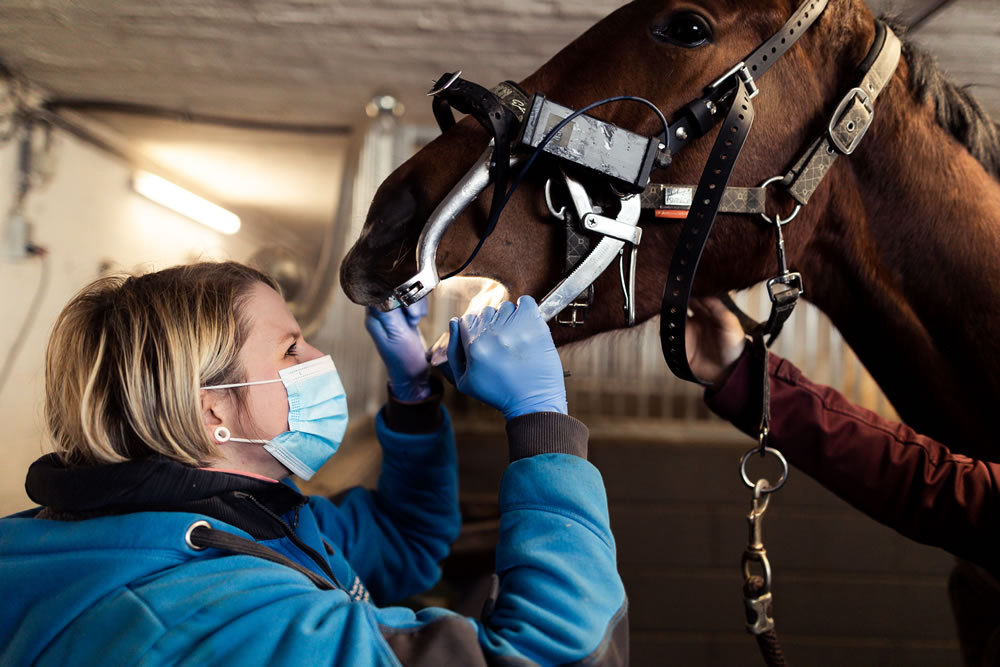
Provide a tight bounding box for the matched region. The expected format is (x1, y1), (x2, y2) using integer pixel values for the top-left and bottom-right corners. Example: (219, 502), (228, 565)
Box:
(215, 426), (269, 445)
(203, 378), (283, 445)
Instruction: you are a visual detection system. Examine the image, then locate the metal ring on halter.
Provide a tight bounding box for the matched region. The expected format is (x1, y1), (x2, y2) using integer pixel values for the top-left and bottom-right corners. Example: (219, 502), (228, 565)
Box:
(740, 446), (789, 494)
(758, 175), (802, 226)
(544, 178), (568, 222)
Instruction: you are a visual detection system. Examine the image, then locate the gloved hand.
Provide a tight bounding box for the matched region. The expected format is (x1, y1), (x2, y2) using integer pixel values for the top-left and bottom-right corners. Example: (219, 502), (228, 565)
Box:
(447, 296), (567, 420)
(365, 300), (431, 402)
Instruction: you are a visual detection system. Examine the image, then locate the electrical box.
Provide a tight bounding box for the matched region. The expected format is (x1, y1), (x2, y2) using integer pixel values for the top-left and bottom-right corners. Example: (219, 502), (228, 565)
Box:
(517, 94), (660, 194)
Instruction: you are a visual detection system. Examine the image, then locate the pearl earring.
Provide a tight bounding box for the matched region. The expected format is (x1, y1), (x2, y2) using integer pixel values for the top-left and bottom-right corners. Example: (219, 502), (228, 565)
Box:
(214, 426), (231, 443)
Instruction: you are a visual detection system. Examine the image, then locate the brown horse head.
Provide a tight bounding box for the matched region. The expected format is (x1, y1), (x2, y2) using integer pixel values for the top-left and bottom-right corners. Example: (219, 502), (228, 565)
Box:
(344, 0), (1000, 456)
(342, 0), (877, 344)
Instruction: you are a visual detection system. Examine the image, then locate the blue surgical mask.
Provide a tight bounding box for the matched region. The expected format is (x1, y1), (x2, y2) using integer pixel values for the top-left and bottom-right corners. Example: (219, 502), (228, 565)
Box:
(201, 355), (349, 480)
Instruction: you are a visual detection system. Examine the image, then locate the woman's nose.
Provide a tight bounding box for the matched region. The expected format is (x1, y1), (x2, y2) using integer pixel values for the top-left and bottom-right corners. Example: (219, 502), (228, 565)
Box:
(300, 340), (325, 362)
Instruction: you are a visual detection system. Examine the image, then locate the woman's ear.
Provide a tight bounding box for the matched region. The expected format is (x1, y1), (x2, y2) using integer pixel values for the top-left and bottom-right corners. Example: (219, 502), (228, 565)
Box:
(200, 389), (226, 428)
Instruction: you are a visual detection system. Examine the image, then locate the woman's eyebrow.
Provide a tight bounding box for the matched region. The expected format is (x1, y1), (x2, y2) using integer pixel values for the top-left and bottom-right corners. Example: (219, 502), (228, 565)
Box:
(277, 331), (300, 346)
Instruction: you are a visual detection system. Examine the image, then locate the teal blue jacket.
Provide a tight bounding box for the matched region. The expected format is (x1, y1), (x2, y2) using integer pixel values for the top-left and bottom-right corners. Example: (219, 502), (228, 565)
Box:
(0, 405), (627, 666)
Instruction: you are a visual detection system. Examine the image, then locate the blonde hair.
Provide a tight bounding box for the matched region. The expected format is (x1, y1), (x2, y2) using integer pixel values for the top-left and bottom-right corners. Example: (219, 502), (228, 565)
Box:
(45, 262), (278, 466)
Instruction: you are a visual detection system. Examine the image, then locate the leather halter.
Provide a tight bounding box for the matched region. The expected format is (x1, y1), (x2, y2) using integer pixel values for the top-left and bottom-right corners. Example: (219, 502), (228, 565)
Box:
(659, 9), (901, 385)
(655, 0), (831, 384)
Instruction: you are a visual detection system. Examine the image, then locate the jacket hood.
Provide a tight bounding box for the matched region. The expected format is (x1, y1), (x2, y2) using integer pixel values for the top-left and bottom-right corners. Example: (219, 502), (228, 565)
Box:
(25, 453), (290, 514)
(4, 455), (312, 663)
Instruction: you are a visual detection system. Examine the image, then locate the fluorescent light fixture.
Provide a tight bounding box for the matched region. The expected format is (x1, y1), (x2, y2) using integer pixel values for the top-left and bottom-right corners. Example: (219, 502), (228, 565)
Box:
(132, 171), (241, 235)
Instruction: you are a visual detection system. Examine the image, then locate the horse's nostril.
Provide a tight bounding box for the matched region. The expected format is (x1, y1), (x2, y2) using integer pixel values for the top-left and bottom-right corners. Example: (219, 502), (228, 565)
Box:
(365, 183), (420, 248)
(340, 180), (427, 307)
(340, 251), (393, 306)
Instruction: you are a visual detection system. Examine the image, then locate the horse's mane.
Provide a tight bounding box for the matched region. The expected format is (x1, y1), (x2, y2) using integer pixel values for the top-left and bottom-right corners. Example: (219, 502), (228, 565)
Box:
(887, 19), (1000, 180)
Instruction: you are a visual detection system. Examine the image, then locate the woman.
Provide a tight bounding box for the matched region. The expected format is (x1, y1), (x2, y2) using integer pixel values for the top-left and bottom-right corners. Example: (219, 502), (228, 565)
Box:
(0, 262), (627, 666)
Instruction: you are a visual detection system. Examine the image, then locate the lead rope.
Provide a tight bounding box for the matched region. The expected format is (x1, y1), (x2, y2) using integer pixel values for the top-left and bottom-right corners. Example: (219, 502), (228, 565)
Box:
(739, 331), (790, 667)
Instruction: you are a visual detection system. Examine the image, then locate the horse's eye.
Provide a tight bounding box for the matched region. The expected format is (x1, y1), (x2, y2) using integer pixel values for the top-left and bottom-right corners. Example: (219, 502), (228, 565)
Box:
(651, 12), (713, 48)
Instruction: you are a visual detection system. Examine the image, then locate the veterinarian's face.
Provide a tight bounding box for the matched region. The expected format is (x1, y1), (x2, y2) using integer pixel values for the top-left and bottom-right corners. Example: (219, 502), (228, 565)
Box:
(234, 282), (325, 441)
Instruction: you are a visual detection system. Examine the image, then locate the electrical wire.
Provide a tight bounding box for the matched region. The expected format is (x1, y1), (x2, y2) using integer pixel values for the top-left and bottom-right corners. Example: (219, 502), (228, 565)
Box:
(442, 95), (670, 279)
(0, 252), (51, 400)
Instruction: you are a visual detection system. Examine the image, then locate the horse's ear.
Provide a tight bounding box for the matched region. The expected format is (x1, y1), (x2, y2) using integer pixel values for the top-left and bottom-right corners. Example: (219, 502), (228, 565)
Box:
(650, 11), (714, 49)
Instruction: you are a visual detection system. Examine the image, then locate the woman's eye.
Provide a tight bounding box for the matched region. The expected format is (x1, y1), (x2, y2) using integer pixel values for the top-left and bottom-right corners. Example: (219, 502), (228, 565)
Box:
(285, 342), (298, 357)
(651, 13), (713, 48)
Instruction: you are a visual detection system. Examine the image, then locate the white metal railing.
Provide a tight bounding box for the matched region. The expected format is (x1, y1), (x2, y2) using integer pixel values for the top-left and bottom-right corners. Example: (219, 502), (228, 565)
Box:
(555, 287), (897, 421)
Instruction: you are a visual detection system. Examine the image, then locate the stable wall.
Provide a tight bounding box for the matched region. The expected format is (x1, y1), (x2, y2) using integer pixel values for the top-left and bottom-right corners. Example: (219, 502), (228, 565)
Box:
(0, 128), (263, 515)
(450, 416), (962, 666)
(303, 411), (963, 665)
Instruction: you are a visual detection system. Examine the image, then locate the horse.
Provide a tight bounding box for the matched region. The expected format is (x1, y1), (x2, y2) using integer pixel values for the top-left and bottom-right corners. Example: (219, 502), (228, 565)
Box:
(341, 0), (1000, 465)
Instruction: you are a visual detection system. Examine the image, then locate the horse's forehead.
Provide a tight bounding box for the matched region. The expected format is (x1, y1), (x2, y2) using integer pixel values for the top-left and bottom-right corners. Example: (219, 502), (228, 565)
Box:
(529, 0), (797, 94)
(614, 0), (796, 18)
(561, 0), (806, 57)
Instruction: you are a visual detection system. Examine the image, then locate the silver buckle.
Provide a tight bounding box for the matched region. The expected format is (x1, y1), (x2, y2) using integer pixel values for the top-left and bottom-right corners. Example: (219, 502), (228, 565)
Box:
(828, 87), (874, 155)
(707, 62), (759, 100)
(767, 272), (804, 302)
(556, 299), (588, 326)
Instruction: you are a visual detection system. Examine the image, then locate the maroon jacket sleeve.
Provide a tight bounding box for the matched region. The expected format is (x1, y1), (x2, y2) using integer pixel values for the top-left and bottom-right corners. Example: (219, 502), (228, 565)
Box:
(705, 346), (1000, 571)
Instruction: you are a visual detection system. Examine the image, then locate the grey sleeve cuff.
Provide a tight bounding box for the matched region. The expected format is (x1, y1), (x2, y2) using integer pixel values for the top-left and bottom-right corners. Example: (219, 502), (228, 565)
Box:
(382, 377), (444, 434)
(505, 412), (589, 462)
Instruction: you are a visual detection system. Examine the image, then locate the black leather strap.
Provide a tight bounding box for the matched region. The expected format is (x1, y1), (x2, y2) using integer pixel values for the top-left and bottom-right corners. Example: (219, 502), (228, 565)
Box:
(189, 525), (338, 591)
(429, 75), (531, 279)
(762, 284), (801, 344)
(558, 218), (594, 323)
(431, 76), (516, 228)
(750, 330), (771, 441)
(660, 80), (757, 385)
(858, 20), (888, 76)
(430, 77), (528, 134)
(717, 282), (800, 356)
(667, 0), (829, 155)
(745, 0), (828, 80)
(718, 292), (760, 333)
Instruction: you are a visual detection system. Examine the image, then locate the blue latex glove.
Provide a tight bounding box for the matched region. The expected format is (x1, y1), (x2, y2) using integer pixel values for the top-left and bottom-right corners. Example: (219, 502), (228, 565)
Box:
(365, 300), (431, 402)
(447, 296), (567, 420)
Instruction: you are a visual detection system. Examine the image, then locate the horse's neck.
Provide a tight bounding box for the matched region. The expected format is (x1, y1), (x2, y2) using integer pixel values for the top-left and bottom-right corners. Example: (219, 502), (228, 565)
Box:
(805, 70), (1000, 456)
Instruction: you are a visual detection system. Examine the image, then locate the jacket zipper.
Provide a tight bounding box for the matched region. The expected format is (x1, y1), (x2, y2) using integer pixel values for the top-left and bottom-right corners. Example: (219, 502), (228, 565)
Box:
(235, 491), (344, 588)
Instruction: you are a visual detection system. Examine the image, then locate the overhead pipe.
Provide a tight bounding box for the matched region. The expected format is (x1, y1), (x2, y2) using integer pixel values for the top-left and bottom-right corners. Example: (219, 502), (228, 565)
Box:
(298, 94), (406, 338)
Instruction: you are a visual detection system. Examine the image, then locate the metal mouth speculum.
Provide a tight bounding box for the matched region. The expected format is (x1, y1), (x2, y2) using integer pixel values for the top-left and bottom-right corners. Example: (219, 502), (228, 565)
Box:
(381, 146), (513, 311)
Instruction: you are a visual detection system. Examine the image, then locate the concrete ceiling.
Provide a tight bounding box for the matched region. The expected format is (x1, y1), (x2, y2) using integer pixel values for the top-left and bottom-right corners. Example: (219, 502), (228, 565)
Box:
(0, 0), (997, 252)
(1, 0), (997, 126)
